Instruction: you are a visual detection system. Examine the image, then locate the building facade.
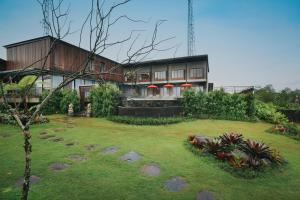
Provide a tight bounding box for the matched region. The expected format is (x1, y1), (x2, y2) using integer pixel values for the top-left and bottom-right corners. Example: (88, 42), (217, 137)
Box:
(123, 55), (209, 99)
(0, 36), (210, 103)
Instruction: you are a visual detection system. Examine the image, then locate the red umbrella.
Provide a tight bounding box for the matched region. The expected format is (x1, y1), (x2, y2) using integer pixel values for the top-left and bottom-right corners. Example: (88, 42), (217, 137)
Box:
(163, 84), (174, 88)
(181, 83), (192, 88)
(147, 84), (158, 89)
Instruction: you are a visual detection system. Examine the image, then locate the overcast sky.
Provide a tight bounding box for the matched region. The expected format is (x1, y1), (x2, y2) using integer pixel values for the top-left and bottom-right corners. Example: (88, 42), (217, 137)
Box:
(0, 0), (299, 90)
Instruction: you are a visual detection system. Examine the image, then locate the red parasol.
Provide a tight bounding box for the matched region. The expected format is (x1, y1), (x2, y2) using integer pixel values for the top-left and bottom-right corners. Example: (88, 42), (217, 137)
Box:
(163, 84), (174, 88)
(147, 84), (158, 89)
(181, 83), (192, 88)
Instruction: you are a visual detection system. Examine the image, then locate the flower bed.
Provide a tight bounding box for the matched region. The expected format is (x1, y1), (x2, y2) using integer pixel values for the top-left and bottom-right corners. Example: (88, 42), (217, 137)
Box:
(267, 122), (300, 140)
(186, 133), (286, 178)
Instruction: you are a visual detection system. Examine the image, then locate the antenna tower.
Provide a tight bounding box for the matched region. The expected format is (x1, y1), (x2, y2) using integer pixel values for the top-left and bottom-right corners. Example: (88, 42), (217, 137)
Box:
(187, 0), (195, 56)
(43, 0), (50, 35)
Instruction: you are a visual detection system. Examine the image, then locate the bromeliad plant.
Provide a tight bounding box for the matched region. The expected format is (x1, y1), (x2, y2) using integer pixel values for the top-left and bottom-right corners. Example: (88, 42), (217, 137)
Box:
(187, 132), (285, 178)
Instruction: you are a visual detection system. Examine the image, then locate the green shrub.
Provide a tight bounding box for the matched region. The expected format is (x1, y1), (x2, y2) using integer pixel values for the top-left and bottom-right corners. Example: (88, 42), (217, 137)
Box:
(107, 116), (189, 125)
(0, 113), (16, 125)
(268, 122), (300, 140)
(60, 89), (80, 114)
(254, 101), (288, 124)
(89, 84), (120, 117)
(183, 89), (250, 121)
(40, 90), (63, 114)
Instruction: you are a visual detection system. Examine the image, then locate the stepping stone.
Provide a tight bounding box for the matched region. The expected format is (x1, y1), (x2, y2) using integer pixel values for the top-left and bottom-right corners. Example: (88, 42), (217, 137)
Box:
(49, 163), (70, 171)
(0, 132), (11, 138)
(15, 175), (41, 187)
(65, 142), (76, 147)
(85, 144), (99, 151)
(164, 177), (187, 192)
(101, 147), (118, 155)
(39, 132), (47, 135)
(120, 151), (140, 163)
(53, 128), (66, 132)
(141, 165), (160, 177)
(68, 154), (87, 162)
(51, 137), (64, 142)
(66, 125), (75, 128)
(39, 135), (55, 140)
(196, 191), (215, 200)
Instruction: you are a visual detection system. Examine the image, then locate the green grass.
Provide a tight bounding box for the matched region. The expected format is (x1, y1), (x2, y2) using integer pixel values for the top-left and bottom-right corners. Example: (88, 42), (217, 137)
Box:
(1, 115), (300, 200)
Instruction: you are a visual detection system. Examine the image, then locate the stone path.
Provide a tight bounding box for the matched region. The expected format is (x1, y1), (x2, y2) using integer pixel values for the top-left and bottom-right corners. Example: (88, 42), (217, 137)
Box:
(141, 165), (160, 177)
(120, 151), (140, 163)
(15, 175), (41, 187)
(196, 191), (215, 200)
(85, 144), (99, 151)
(53, 128), (66, 132)
(164, 177), (188, 192)
(49, 163), (70, 171)
(51, 137), (64, 142)
(39, 135), (55, 140)
(65, 142), (76, 147)
(101, 147), (118, 155)
(39, 132), (47, 135)
(0, 132), (11, 138)
(68, 154), (87, 162)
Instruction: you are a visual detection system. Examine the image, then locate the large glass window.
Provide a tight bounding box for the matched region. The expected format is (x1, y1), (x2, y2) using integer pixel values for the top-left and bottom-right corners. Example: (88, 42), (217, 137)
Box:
(190, 68), (204, 79)
(52, 75), (63, 88)
(138, 73), (150, 82)
(171, 69), (184, 79)
(154, 71), (166, 81)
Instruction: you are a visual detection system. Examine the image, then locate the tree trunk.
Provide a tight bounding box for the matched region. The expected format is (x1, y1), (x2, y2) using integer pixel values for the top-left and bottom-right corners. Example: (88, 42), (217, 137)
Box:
(21, 129), (32, 200)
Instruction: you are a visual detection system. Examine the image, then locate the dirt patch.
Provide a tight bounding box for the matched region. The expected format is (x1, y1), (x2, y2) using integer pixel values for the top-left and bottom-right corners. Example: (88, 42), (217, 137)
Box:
(53, 128), (66, 132)
(39, 132), (48, 135)
(0, 132), (11, 138)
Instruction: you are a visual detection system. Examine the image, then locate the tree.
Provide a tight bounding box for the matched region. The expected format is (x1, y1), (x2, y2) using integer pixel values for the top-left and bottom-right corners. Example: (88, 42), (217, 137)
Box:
(0, 0), (173, 199)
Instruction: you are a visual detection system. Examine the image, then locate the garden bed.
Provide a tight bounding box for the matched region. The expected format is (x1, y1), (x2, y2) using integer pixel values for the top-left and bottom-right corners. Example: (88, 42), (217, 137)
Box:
(186, 133), (287, 179)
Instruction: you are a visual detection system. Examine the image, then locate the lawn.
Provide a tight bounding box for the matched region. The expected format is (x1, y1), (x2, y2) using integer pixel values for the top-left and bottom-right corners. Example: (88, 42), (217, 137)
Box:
(1, 115), (300, 200)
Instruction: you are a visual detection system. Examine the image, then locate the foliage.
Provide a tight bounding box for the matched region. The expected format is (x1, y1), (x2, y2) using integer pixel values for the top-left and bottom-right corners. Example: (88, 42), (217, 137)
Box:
(40, 90), (63, 115)
(89, 84), (121, 117)
(204, 138), (223, 154)
(187, 132), (285, 178)
(255, 85), (300, 110)
(3, 83), (21, 92)
(18, 75), (36, 90)
(107, 115), (189, 125)
(268, 122), (300, 140)
(0, 113), (16, 125)
(60, 89), (80, 114)
(245, 93), (256, 118)
(182, 89), (252, 121)
(254, 100), (288, 124)
(240, 140), (271, 161)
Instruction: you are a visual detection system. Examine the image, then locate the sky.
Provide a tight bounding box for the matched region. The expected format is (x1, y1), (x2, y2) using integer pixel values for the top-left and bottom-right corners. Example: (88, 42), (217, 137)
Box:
(0, 0), (299, 90)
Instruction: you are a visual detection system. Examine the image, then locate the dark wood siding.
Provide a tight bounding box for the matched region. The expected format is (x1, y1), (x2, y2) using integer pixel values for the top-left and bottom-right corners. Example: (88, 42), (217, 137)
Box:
(6, 38), (51, 70)
(5, 36), (123, 82)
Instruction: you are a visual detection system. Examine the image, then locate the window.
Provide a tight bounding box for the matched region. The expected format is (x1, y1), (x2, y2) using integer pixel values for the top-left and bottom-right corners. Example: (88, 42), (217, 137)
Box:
(100, 62), (105, 73)
(190, 68), (204, 79)
(87, 60), (94, 72)
(154, 71), (166, 81)
(138, 73), (150, 82)
(171, 69), (184, 79)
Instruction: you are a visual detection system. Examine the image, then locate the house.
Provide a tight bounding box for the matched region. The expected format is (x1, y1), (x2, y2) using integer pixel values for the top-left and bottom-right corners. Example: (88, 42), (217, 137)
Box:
(122, 55), (209, 99)
(0, 36), (210, 105)
(0, 36), (122, 107)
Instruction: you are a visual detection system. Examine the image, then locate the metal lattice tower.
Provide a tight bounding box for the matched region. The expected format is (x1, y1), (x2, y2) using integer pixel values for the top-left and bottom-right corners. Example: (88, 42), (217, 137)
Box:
(187, 0), (195, 56)
(42, 0), (50, 36)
